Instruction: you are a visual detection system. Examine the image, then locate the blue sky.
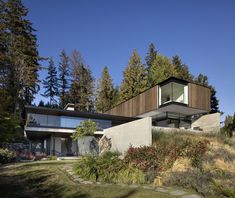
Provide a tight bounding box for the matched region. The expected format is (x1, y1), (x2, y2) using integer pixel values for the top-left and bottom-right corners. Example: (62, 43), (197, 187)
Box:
(23, 0), (235, 119)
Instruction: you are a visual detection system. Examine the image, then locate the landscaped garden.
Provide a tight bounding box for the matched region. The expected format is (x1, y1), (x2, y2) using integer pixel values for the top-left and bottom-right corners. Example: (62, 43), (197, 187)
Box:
(73, 132), (235, 198)
(0, 160), (171, 198)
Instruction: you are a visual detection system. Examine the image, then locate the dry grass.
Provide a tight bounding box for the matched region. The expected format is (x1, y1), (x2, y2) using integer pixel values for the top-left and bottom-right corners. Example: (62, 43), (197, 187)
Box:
(153, 132), (235, 197)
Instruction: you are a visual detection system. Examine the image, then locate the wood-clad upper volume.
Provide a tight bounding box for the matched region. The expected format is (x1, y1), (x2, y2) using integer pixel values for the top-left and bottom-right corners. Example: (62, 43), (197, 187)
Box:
(105, 85), (158, 117)
(188, 83), (211, 111)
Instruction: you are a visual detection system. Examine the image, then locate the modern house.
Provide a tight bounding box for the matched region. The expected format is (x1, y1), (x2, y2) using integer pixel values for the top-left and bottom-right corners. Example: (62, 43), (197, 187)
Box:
(105, 77), (211, 128)
(24, 77), (214, 156)
(24, 104), (136, 156)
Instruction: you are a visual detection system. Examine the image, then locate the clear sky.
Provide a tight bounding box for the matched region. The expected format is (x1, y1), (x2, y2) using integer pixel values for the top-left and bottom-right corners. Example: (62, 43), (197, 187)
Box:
(23, 0), (235, 119)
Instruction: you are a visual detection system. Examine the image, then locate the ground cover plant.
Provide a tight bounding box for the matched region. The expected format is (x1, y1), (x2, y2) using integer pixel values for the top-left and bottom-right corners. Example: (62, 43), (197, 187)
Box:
(73, 151), (146, 184)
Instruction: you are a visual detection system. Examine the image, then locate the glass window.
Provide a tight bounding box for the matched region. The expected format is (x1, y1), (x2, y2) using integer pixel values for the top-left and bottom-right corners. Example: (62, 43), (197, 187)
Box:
(160, 82), (188, 105)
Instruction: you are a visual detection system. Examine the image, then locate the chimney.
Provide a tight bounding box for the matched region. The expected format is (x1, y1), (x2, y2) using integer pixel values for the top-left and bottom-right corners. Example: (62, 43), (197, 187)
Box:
(64, 103), (75, 111)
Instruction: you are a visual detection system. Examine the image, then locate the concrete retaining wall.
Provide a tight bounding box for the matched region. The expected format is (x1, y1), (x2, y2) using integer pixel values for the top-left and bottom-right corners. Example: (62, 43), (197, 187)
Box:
(191, 113), (220, 133)
(103, 117), (152, 154)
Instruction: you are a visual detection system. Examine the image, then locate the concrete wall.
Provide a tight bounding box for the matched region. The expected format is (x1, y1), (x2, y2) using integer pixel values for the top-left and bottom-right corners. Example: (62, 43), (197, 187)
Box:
(191, 113), (220, 133)
(103, 117), (152, 154)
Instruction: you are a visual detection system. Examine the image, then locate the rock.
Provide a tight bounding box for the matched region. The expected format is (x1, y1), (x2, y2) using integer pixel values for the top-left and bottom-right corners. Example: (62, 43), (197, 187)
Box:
(170, 190), (187, 196)
(182, 195), (202, 198)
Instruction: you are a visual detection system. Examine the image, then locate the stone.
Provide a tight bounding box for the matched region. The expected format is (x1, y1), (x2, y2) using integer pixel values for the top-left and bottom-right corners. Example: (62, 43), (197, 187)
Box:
(182, 195), (202, 198)
(155, 187), (168, 193)
(170, 190), (187, 196)
(143, 185), (154, 190)
(99, 135), (112, 154)
(82, 181), (93, 184)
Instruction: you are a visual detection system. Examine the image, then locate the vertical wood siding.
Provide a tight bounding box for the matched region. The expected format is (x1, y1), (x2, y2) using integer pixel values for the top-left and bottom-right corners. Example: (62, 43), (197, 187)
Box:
(105, 86), (158, 117)
(188, 83), (211, 111)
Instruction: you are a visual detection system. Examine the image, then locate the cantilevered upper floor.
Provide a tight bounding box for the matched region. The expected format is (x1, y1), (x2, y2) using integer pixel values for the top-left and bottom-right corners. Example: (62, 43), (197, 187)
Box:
(105, 77), (211, 119)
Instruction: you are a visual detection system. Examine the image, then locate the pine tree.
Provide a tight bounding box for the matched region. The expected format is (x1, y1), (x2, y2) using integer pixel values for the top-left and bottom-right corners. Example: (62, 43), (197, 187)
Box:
(0, 0), (40, 114)
(145, 43), (157, 71)
(42, 57), (58, 106)
(58, 49), (70, 108)
(210, 87), (220, 113)
(148, 54), (176, 86)
(172, 55), (193, 81)
(195, 73), (208, 86)
(96, 66), (114, 113)
(69, 50), (94, 112)
(120, 49), (148, 102)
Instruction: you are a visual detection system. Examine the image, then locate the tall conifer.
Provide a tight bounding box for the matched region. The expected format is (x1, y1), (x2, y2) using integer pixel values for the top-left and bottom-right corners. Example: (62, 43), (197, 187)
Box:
(58, 49), (70, 108)
(96, 66), (114, 113)
(69, 50), (94, 112)
(120, 49), (148, 102)
(42, 58), (58, 106)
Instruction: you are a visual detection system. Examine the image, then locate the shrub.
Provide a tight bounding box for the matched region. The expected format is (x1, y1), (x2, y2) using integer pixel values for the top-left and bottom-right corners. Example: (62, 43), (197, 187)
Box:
(0, 148), (16, 164)
(73, 151), (146, 184)
(47, 155), (57, 160)
(71, 120), (97, 140)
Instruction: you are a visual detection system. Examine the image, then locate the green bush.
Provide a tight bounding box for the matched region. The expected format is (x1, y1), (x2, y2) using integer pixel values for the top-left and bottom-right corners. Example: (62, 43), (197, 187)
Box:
(0, 148), (16, 164)
(73, 151), (146, 184)
(71, 120), (97, 140)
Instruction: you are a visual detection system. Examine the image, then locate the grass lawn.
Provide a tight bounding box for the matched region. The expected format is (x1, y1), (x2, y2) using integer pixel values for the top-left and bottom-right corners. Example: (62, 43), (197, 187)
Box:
(0, 160), (171, 198)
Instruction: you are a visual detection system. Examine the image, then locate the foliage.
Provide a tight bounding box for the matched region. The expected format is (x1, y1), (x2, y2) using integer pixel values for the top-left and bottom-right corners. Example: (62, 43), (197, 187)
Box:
(172, 55), (193, 81)
(0, 148), (16, 164)
(58, 49), (70, 108)
(69, 50), (94, 112)
(120, 49), (148, 102)
(0, 112), (23, 142)
(42, 57), (59, 105)
(96, 66), (115, 113)
(71, 120), (97, 140)
(148, 54), (176, 86)
(194, 73), (208, 86)
(0, 0), (40, 114)
(73, 151), (146, 184)
(210, 86), (220, 113)
(145, 43), (157, 73)
(222, 113), (235, 137)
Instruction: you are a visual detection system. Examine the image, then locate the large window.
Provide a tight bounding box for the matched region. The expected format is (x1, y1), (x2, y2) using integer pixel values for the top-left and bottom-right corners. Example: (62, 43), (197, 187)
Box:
(159, 82), (188, 105)
(27, 113), (112, 130)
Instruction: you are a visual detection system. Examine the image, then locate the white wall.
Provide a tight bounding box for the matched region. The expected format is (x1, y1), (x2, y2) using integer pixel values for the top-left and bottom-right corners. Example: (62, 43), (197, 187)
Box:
(103, 117), (152, 154)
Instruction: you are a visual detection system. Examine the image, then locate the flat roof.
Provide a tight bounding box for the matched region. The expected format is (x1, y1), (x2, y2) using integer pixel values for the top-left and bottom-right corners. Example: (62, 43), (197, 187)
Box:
(24, 105), (138, 122)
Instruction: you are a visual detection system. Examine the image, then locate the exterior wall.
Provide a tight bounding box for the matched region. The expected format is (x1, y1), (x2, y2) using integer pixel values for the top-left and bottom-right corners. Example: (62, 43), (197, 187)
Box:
(102, 117), (152, 154)
(50, 136), (61, 155)
(105, 86), (158, 117)
(188, 83), (211, 111)
(191, 113), (220, 132)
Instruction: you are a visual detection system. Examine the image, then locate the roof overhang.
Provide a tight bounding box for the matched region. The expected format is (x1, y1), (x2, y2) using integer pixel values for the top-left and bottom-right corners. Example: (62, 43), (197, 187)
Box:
(138, 103), (208, 118)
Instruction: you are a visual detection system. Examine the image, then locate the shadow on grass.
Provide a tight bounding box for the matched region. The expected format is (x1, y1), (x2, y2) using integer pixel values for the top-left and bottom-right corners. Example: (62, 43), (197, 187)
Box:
(0, 166), (88, 198)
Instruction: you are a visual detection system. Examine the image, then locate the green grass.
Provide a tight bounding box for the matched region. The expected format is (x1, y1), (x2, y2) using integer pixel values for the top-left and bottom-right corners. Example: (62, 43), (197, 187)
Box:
(0, 161), (171, 198)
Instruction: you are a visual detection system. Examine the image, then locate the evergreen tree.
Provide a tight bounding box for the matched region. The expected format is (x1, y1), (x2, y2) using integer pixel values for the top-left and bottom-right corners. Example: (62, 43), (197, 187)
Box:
(120, 49), (148, 102)
(42, 58), (58, 105)
(112, 86), (120, 106)
(69, 50), (94, 112)
(195, 73), (208, 86)
(0, 0), (40, 114)
(210, 86), (220, 113)
(148, 54), (176, 86)
(58, 49), (70, 108)
(96, 66), (114, 113)
(145, 43), (157, 71)
(172, 55), (193, 81)
(38, 100), (45, 107)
